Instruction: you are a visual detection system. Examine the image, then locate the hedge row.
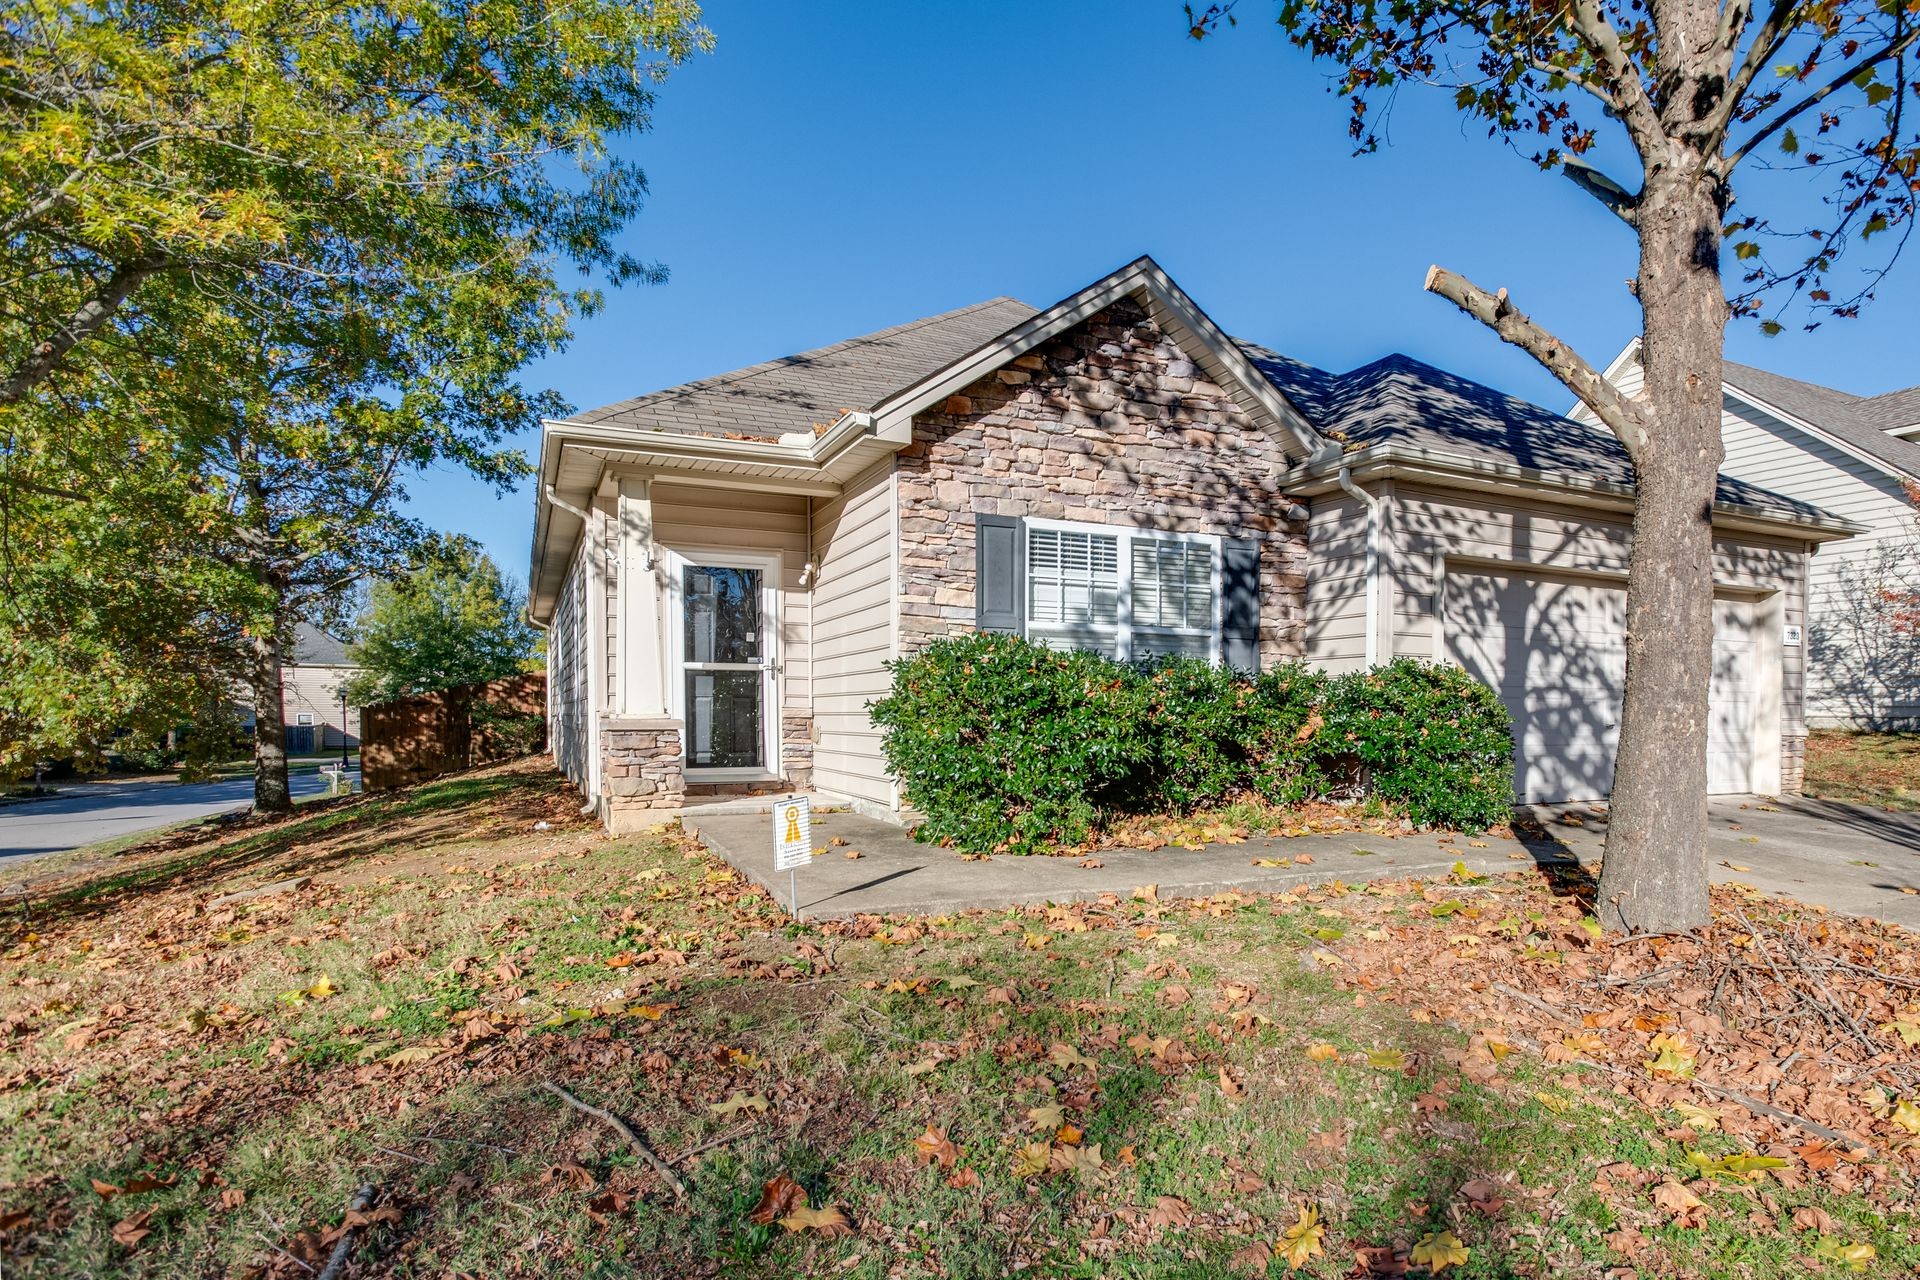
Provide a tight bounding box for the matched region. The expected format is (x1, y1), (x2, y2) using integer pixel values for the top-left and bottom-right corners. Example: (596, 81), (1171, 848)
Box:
(870, 634), (1514, 854)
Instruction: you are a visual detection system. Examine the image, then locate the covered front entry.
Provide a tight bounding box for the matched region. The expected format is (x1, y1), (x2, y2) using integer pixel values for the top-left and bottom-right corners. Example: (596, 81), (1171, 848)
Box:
(1446, 566), (1779, 803)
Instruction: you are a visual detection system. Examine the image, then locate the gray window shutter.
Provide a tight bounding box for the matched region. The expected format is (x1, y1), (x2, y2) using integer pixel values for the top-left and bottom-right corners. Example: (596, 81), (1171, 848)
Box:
(1221, 536), (1261, 673)
(975, 514), (1025, 634)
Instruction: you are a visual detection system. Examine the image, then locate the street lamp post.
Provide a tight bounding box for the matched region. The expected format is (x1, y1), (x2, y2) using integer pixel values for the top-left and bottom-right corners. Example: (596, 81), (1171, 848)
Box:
(340, 688), (351, 770)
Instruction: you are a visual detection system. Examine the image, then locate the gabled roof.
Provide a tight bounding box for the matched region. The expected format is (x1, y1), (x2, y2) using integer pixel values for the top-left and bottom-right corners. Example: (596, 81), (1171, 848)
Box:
(566, 297), (1038, 440)
(863, 256), (1330, 461)
(1719, 361), (1920, 477)
(291, 623), (354, 668)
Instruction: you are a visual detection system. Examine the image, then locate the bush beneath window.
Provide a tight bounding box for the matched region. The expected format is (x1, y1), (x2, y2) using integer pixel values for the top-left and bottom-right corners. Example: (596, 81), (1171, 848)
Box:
(872, 637), (1513, 853)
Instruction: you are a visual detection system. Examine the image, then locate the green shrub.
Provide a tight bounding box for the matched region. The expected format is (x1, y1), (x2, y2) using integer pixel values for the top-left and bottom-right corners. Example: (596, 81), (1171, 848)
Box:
(1323, 659), (1514, 830)
(1130, 656), (1263, 811)
(1248, 666), (1336, 806)
(870, 634), (1153, 853)
(873, 637), (1514, 852)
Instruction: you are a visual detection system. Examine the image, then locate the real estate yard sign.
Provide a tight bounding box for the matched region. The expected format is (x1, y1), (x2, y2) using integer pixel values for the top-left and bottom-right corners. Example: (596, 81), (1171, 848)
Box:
(772, 797), (811, 919)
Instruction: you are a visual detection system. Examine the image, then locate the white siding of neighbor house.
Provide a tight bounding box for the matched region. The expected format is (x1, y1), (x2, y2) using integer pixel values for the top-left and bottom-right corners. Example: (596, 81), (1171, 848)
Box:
(1384, 485), (1809, 734)
(1304, 490), (1372, 672)
(650, 482), (813, 738)
(549, 546), (591, 790)
(809, 459), (899, 807)
(1713, 398), (1919, 727)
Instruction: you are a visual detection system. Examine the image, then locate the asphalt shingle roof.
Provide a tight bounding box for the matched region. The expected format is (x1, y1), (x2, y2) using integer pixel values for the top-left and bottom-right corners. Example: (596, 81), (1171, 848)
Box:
(292, 623), (353, 668)
(1721, 361), (1920, 477)
(1246, 349), (1834, 522)
(560, 292), (1842, 526)
(567, 297), (1039, 439)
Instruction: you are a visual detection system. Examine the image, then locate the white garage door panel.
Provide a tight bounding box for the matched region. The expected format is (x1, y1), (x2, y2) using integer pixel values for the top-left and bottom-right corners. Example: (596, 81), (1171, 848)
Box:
(1448, 569), (1761, 803)
(1449, 571), (1626, 803)
(1708, 599), (1756, 794)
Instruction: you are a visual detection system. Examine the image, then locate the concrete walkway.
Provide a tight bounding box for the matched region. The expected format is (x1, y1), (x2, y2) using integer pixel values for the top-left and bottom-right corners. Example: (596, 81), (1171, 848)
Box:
(686, 795), (1920, 929)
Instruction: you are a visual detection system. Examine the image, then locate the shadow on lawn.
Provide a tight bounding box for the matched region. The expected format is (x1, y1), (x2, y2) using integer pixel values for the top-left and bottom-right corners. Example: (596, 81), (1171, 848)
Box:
(2, 762), (577, 933)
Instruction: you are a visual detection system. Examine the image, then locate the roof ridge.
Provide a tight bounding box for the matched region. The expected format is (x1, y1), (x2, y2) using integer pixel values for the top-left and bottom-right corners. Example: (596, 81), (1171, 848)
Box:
(573, 296), (1033, 423)
(1723, 359), (1865, 402)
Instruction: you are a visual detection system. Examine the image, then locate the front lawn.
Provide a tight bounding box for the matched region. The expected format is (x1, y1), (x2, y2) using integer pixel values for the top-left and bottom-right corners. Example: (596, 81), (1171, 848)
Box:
(1, 759), (1915, 1277)
(1805, 731), (1920, 810)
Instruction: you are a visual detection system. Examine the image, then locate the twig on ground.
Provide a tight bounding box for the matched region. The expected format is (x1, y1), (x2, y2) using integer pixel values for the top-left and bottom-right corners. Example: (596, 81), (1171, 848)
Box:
(1695, 1082), (1860, 1149)
(1491, 982), (1582, 1026)
(672, 1123), (758, 1165)
(540, 1080), (687, 1199)
(373, 1145), (427, 1165)
(314, 1184), (377, 1280)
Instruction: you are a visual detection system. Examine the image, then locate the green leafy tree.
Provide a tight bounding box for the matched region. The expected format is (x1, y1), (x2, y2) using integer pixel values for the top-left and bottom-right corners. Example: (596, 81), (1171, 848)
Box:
(342, 538), (538, 705)
(2, 0), (707, 810)
(1190, 0), (1920, 932)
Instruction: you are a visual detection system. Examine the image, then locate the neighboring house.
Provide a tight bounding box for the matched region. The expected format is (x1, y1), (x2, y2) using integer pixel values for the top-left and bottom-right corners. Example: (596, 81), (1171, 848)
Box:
(1584, 344), (1920, 729)
(238, 624), (364, 754)
(529, 257), (1857, 829)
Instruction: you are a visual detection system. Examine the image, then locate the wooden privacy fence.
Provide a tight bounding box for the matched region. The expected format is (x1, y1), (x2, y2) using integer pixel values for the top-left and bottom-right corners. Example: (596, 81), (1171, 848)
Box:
(360, 674), (547, 792)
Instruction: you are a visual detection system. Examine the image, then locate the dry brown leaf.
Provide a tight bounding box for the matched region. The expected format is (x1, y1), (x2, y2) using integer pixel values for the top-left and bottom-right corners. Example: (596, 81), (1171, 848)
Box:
(748, 1173), (805, 1225)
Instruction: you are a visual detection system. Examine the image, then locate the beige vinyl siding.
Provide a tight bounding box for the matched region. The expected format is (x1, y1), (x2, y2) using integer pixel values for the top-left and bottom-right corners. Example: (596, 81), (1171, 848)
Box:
(1715, 398), (1919, 726)
(283, 663), (360, 748)
(1304, 491), (1371, 671)
(650, 482), (813, 731)
(549, 547), (591, 790)
(1386, 485), (1809, 732)
(809, 459), (898, 807)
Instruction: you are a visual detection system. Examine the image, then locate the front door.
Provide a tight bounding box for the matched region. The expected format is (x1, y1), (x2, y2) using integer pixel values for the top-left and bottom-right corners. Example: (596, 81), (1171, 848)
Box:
(680, 561), (774, 772)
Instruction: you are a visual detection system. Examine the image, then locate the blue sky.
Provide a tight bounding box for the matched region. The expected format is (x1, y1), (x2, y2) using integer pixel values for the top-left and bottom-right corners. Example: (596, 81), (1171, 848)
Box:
(405, 0), (1920, 578)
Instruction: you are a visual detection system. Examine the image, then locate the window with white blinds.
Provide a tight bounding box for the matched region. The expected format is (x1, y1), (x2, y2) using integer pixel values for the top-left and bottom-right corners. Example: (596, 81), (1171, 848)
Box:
(1026, 521), (1220, 662)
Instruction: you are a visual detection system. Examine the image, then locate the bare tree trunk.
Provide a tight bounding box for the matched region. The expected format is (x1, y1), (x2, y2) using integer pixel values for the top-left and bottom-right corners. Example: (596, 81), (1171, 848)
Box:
(1595, 169), (1727, 933)
(249, 626), (294, 813)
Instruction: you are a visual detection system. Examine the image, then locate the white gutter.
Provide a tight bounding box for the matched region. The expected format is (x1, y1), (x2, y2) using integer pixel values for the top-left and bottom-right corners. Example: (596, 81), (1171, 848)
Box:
(1335, 465), (1383, 668)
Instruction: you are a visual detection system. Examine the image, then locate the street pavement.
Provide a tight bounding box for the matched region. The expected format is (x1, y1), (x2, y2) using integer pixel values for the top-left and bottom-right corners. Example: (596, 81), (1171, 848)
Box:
(0, 768), (358, 865)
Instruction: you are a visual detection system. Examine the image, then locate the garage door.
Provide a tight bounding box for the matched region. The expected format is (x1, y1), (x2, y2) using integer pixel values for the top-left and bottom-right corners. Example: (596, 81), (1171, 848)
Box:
(1447, 569), (1760, 803)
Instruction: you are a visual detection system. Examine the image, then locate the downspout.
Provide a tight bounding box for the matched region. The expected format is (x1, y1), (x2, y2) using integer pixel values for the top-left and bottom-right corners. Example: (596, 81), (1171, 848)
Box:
(1335, 466), (1382, 669)
(545, 483), (604, 814)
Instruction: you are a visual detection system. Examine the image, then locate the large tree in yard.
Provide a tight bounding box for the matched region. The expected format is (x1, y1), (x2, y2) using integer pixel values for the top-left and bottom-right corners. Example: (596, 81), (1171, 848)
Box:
(2, 0), (707, 811)
(1191, 0), (1920, 932)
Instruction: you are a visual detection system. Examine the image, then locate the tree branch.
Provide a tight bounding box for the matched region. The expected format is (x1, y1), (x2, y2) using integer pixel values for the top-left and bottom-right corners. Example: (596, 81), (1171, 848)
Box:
(1423, 264), (1652, 461)
(1, 255), (168, 403)
(1564, 0), (1666, 154)
(1713, 0), (1800, 142)
(1723, 26), (1920, 174)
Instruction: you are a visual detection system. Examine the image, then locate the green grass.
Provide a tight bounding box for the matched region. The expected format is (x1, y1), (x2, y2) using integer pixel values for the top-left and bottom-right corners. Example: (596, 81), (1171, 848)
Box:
(1805, 731), (1920, 809)
(1, 761), (1914, 1278)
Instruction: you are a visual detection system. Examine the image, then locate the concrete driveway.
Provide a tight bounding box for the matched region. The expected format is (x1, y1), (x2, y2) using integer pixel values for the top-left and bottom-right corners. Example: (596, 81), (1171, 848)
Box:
(0, 769), (356, 866)
(686, 794), (1920, 929)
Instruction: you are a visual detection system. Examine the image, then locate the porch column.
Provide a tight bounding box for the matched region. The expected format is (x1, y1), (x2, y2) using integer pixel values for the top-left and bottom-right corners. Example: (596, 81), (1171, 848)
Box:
(618, 476), (667, 716)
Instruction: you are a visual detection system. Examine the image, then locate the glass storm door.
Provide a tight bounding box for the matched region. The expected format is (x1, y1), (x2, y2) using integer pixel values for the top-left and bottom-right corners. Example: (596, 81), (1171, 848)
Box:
(682, 563), (770, 770)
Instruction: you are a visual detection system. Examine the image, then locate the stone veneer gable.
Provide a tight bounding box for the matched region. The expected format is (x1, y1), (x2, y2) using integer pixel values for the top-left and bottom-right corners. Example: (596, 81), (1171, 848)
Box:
(894, 298), (1309, 664)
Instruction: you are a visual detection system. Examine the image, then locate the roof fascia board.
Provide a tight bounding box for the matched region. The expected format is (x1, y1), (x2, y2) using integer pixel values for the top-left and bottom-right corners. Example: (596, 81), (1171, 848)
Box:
(869, 256), (1332, 463)
(1720, 382), (1910, 481)
(1286, 446), (1862, 542)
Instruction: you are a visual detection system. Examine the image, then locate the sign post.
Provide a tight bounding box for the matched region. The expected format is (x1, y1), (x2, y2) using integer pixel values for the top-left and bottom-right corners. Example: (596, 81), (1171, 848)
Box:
(771, 796), (812, 921)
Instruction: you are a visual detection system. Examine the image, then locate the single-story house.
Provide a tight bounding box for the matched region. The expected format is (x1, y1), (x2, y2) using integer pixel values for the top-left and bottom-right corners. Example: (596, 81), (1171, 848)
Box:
(1582, 344), (1919, 730)
(528, 257), (1858, 829)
